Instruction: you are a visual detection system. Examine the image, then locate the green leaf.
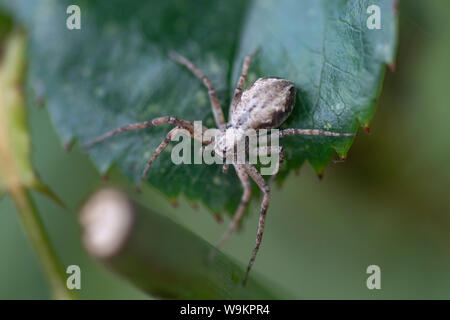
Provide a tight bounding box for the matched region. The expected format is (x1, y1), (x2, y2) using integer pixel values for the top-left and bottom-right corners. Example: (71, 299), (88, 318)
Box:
(1, 0), (397, 215)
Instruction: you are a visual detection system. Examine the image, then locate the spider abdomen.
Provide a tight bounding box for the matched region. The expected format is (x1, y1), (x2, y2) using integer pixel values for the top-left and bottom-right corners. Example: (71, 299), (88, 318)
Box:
(230, 77), (296, 130)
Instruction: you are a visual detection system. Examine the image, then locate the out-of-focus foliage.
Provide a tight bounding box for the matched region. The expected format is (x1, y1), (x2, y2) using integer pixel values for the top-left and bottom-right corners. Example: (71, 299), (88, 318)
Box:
(0, 29), (62, 204)
(0, 31), (35, 194)
(0, 0), (396, 216)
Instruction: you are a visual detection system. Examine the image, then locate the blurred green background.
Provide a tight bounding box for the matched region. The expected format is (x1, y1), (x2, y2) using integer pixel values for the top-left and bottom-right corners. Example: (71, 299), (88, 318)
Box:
(1, 0), (450, 299)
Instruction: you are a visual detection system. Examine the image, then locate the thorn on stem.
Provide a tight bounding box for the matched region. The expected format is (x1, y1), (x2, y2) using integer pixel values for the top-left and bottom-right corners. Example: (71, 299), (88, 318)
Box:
(364, 126), (371, 134)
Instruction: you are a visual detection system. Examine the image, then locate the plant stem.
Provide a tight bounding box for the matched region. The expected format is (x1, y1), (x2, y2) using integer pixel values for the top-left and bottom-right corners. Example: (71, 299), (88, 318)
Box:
(0, 30), (75, 300)
(80, 189), (276, 299)
(10, 186), (75, 300)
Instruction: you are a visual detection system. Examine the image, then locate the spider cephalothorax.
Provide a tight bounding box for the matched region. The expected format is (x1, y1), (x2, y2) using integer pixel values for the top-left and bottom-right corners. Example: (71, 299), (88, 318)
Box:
(212, 77), (295, 161)
(86, 51), (354, 284)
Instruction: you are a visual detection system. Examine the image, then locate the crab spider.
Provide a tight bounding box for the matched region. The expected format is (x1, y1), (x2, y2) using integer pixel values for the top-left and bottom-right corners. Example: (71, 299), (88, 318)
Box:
(85, 51), (355, 284)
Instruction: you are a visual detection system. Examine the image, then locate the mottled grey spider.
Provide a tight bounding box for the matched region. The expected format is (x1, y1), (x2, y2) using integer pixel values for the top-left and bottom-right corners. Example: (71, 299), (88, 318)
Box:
(86, 51), (354, 284)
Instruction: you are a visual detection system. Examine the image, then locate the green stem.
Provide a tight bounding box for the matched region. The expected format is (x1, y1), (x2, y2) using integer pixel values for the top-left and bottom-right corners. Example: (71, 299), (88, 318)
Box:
(0, 30), (75, 300)
(81, 189), (276, 299)
(10, 187), (75, 300)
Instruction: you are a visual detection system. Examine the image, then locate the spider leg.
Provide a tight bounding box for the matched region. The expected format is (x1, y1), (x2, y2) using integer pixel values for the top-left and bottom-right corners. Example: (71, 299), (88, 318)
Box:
(138, 127), (211, 191)
(139, 127), (201, 180)
(280, 128), (355, 138)
(229, 51), (256, 119)
(242, 163), (270, 285)
(248, 145), (285, 182)
(84, 116), (205, 148)
(138, 128), (178, 189)
(213, 164), (251, 252)
(169, 50), (226, 129)
(222, 163), (229, 174)
(269, 147), (285, 184)
(255, 146), (286, 184)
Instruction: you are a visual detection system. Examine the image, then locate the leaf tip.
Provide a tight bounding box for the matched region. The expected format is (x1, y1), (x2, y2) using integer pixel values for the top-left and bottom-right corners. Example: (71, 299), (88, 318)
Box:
(394, 0), (400, 15)
(170, 199), (179, 208)
(214, 214), (223, 224)
(388, 62), (397, 72)
(189, 202), (199, 210)
(333, 156), (347, 164)
(63, 139), (76, 152)
(275, 179), (284, 189)
(135, 185), (142, 194)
